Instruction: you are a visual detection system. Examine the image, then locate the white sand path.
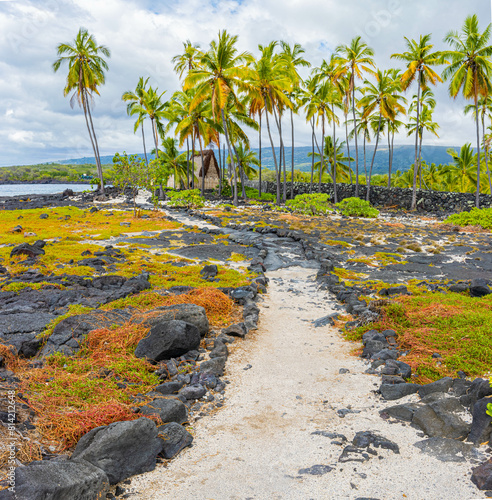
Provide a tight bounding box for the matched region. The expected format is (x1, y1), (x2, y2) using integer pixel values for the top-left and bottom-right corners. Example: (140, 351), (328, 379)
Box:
(130, 266), (482, 500)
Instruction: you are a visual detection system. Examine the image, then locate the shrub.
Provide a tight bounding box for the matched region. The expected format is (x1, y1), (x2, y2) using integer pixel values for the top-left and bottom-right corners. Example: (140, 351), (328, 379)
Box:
(286, 193), (333, 215)
(444, 207), (492, 230)
(336, 197), (379, 218)
(167, 189), (205, 208)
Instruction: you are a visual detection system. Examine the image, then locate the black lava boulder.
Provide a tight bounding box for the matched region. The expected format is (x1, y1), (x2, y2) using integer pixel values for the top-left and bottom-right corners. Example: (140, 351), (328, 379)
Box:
(158, 422), (193, 459)
(71, 417), (162, 485)
(134, 320), (201, 363)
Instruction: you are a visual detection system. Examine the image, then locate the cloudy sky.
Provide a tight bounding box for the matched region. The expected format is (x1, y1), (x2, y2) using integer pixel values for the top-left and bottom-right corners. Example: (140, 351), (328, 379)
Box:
(0, 0), (490, 166)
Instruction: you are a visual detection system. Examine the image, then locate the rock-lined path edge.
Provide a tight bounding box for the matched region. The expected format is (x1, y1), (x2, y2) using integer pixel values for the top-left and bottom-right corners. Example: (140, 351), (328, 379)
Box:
(131, 266), (480, 500)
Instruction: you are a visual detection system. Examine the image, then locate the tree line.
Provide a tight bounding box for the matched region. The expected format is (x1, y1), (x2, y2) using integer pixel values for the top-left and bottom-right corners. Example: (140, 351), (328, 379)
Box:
(53, 14), (492, 208)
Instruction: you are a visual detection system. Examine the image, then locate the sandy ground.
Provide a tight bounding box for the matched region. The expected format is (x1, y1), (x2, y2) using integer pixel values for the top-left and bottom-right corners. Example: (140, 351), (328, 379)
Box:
(130, 266), (484, 500)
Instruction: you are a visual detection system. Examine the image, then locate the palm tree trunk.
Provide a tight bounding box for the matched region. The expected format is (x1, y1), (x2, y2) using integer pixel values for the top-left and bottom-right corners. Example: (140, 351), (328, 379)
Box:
(259, 110), (262, 197)
(80, 94), (102, 194)
(86, 100), (105, 195)
(217, 136), (222, 197)
(198, 132), (205, 196)
(221, 109), (238, 206)
(345, 111), (352, 186)
(474, 79), (481, 208)
(332, 103), (338, 204)
(367, 112), (382, 202)
(141, 124), (149, 168)
(186, 137), (190, 189)
(290, 108), (295, 200)
(270, 103), (283, 204)
(191, 131), (195, 190)
(264, 104), (281, 204)
(411, 73), (421, 210)
(351, 78), (359, 196)
(482, 112), (492, 194)
(310, 118), (315, 194)
(279, 112), (287, 203)
(387, 127), (391, 188)
(363, 133), (367, 181)
(389, 128), (395, 187)
(418, 132), (423, 190)
(150, 116), (163, 198)
(319, 115), (325, 193)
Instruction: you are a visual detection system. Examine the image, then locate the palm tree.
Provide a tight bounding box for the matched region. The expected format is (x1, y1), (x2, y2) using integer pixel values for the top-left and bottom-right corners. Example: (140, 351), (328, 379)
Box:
(407, 104), (439, 188)
(185, 30), (253, 206)
(224, 94), (259, 198)
(444, 144), (478, 192)
(391, 34), (444, 209)
(349, 107), (372, 183)
(172, 40), (202, 79)
(464, 95), (492, 194)
(308, 136), (354, 183)
(230, 142), (260, 185)
(358, 69), (406, 201)
(53, 28), (110, 194)
(336, 36), (375, 197)
(443, 14), (492, 206)
(305, 80), (338, 194)
(247, 41), (293, 204)
(157, 137), (189, 189)
(122, 77), (150, 167)
(280, 41), (310, 199)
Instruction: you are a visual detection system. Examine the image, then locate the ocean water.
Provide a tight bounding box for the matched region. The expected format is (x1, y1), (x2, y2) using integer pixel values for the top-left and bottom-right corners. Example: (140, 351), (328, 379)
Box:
(0, 184), (94, 197)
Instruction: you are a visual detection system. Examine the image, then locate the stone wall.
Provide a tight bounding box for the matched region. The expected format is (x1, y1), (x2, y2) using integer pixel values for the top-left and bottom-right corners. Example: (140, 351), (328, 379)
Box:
(244, 180), (492, 213)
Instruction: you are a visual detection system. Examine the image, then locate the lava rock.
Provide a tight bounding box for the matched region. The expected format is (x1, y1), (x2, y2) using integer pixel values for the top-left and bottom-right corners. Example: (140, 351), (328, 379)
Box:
(139, 303), (209, 337)
(199, 356), (226, 377)
(139, 398), (188, 424)
(178, 384), (206, 400)
(200, 264), (218, 279)
(71, 417), (162, 484)
(412, 394), (470, 440)
(134, 320), (201, 363)
(209, 340), (228, 359)
(380, 383), (420, 400)
(418, 377), (453, 398)
(468, 397), (492, 445)
(0, 459), (109, 500)
(10, 243), (45, 259)
(472, 458), (492, 490)
(380, 403), (421, 422)
(352, 431), (399, 453)
(157, 422), (193, 459)
(154, 380), (184, 395)
(470, 278), (492, 297)
(222, 323), (247, 338)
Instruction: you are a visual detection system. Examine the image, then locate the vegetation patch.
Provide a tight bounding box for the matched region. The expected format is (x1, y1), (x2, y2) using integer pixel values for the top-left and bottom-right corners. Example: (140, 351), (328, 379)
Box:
(286, 193), (333, 216)
(336, 197), (379, 218)
(102, 287), (234, 327)
(345, 292), (492, 383)
(20, 321), (161, 449)
(1, 281), (66, 293)
(167, 189), (205, 208)
(444, 207), (492, 230)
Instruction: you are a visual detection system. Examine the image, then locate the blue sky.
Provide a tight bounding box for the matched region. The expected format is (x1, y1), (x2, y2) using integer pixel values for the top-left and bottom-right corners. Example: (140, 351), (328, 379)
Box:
(0, 0), (490, 166)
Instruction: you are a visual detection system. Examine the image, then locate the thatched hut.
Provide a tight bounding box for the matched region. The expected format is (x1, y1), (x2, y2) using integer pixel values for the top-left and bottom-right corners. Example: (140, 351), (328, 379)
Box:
(167, 149), (221, 190)
(191, 150), (220, 190)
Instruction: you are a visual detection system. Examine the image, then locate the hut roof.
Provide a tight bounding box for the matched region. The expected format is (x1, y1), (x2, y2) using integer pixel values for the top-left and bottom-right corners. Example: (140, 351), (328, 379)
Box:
(192, 150), (220, 178)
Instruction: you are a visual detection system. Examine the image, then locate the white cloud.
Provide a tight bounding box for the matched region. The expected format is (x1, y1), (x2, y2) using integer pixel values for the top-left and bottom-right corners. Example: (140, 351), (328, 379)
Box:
(0, 0), (489, 166)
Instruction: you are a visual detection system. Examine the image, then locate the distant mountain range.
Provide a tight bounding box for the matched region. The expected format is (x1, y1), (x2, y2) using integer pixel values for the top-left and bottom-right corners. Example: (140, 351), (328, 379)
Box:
(52, 144), (458, 175)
